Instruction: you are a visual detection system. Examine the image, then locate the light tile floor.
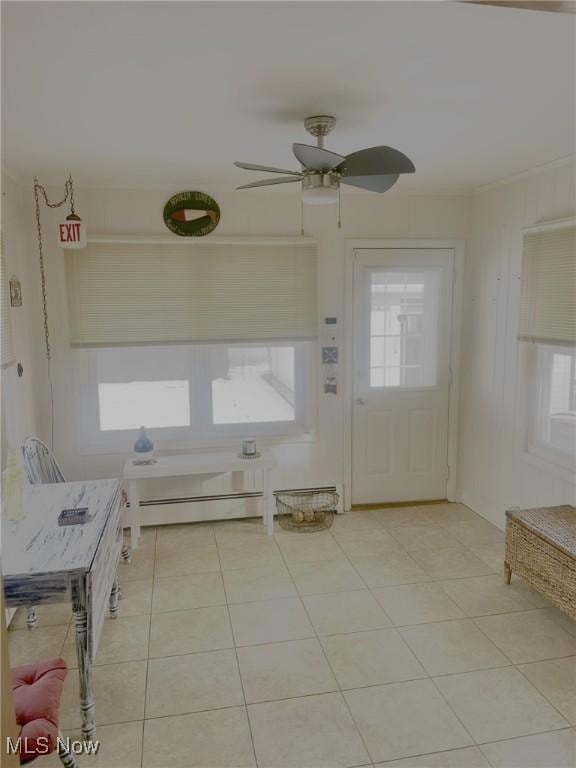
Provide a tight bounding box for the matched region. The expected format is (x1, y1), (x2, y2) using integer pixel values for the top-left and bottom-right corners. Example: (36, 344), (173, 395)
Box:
(9, 503), (576, 768)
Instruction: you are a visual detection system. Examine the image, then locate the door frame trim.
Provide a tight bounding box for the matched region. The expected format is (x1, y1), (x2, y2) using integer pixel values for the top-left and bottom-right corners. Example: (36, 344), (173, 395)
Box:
(343, 239), (465, 511)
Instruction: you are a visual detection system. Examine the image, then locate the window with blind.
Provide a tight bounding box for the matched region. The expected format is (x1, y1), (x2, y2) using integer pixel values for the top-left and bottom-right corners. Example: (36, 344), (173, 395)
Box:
(65, 241), (317, 345)
(67, 240), (318, 450)
(529, 344), (576, 469)
(520, 223), (576, 469)
(519, 224), (576, 346)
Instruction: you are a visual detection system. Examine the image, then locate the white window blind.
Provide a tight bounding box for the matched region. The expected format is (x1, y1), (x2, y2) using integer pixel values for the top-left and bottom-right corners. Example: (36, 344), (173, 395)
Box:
(519, 224), (576, 346)
(65, 241), (318, 346)
(1, 254), (15, 368)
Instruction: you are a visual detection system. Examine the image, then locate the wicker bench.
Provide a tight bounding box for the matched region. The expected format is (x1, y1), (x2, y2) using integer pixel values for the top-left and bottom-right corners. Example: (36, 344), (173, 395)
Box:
(505, 505), (576, 620)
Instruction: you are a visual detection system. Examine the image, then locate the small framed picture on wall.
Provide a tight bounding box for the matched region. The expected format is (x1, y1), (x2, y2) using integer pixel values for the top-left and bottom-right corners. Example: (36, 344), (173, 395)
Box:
(9, 277), (22, 307)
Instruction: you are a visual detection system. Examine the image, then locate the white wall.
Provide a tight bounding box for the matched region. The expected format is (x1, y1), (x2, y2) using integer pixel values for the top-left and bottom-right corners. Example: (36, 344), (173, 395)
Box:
(1, 173), (42, 457)
(7, 165), (575, 526)
(14, 181), (469, 515)
(8, 166), (576, 527)
(458, 161), (576, 529)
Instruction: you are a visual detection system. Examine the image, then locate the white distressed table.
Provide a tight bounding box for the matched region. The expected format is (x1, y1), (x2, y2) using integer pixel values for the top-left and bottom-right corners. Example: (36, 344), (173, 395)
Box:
(123, 450), (277, 547)
(2, 479), (123, 741)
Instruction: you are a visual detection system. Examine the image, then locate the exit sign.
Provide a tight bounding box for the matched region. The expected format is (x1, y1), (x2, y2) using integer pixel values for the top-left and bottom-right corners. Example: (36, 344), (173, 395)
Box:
(58, 216), (86, 249)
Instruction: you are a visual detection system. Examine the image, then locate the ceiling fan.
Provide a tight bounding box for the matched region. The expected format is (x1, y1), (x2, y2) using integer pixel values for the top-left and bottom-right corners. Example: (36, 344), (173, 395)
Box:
(234, 115), (415, 207)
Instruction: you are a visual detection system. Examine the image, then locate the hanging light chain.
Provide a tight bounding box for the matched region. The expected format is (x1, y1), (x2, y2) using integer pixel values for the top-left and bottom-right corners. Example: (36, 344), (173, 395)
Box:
(35, 174), (73, 210)
(69, 176), (76, 215)
(33, 175), (74, 361)
(33, 174), (77, 451)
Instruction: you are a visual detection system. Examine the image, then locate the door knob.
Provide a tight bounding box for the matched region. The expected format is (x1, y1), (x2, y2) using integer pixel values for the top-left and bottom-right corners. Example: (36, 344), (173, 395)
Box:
(356, 397), (365, 405)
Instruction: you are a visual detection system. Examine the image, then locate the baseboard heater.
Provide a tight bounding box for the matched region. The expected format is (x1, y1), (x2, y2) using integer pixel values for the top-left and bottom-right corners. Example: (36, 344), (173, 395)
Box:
(125, 485), (343, 527)
(130, 491), (262, 507)
(131, 486), (340, 508)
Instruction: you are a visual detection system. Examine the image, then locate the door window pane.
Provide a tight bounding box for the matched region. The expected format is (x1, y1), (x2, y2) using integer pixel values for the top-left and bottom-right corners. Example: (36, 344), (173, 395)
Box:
(211, 345), (296, 424)
(369, 269), (440, 388)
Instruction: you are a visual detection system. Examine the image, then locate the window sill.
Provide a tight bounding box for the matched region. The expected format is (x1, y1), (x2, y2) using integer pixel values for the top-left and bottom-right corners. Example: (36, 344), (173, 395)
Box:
(519, 450), (576, 485)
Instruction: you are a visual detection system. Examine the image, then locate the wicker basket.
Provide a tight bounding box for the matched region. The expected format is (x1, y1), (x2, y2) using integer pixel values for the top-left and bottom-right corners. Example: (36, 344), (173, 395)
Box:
(505, 505), (576, 620)
(276, 490), (338, 532)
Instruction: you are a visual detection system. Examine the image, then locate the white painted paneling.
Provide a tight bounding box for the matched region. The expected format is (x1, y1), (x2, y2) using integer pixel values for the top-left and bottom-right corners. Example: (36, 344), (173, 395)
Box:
(459, 162), (576, 529)
(9, 180), (469, 514)
(1, 174), (42, 457)
(6, 165), (575, 526)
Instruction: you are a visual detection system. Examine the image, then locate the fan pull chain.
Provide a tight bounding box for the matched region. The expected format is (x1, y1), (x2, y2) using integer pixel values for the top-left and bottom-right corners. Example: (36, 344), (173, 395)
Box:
(301, 196), (304, 236)
(338, 186), (342, 229)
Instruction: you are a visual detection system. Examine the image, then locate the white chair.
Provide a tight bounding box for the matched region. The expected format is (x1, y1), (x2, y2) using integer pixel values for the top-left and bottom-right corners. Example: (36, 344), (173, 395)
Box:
(21, 436), (65, 485)
(20, 437), (131, 629)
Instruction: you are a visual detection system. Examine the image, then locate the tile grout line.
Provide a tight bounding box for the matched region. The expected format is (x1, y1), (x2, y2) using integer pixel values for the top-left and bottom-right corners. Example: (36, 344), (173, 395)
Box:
(512, 660), (575, 727)
(297, 515), (571, 759)
(376, 518), (573, 748)
(333, 528), (503, 582)
(324, 525), (449, 689)
(327, 528), (379, 593)
(152, 512), (567, 762)
(215, 523), (260, 768)
(427, 668), (483, 750)
(332, 522), (506, 757)
(26, 512), (573, 764)
(63, 702), (576, 739)
(275, 526), (376, 766)
(426, 625), (573, 752)
(368, 724), (576, 767)
(140, 525), (158, 768)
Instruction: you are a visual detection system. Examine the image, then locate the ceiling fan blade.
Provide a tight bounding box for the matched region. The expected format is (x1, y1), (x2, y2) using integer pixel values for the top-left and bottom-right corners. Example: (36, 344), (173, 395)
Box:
(237, 176), (302, 190)
(234, 161), (302, 176)
(339, 146), (415, 178)
(341, 173), (400, 194)
(293, 143), (346, 172)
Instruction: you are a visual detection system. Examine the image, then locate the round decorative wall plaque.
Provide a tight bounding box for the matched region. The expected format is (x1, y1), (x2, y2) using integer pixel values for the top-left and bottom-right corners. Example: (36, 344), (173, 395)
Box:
(163, 191), (221, 236)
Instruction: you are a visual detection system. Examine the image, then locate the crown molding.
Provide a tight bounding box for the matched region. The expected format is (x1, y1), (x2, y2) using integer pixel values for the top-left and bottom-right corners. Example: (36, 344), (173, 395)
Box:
(473, 154), (576, 193)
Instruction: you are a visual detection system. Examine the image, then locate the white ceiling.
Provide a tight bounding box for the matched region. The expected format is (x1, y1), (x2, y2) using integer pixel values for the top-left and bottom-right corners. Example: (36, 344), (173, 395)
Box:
(2, 1), (574, 192)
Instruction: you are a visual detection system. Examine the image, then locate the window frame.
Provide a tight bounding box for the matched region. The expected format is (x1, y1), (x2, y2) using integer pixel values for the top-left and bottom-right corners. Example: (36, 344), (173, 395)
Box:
(527, 342), (576, 472)
(74, 341), (317, 455)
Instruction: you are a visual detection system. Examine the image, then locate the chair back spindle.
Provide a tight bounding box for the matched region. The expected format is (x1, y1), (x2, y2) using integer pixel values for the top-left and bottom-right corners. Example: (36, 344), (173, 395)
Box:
(21, 437), (65, 485)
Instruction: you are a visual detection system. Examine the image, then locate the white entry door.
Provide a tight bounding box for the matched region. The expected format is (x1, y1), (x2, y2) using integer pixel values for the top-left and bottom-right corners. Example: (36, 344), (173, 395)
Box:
(352, 249), (454, 504)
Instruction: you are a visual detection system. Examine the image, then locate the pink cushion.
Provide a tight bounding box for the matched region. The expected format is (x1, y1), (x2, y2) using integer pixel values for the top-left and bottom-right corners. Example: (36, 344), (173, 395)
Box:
(11, 658), (68, 763)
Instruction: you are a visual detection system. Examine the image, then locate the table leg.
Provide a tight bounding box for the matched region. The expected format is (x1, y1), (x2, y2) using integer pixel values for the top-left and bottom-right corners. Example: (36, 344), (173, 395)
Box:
(72, 580), (95, 742)
(120, 544), (131, 564)
(263, 468), (274, 536)
(128, 480), (141, 550)
(57, 731), (79, 768)
(26, 606), (38, 630)
(109, 575), (120, 619)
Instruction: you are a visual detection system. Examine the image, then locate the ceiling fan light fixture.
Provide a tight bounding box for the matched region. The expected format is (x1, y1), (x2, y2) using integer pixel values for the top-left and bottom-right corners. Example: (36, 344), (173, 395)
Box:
(302, 174), (339, 205)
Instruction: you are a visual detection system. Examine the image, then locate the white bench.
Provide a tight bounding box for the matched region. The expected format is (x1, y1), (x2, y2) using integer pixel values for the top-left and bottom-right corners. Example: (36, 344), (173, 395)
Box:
(123, 450), (277, 547)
